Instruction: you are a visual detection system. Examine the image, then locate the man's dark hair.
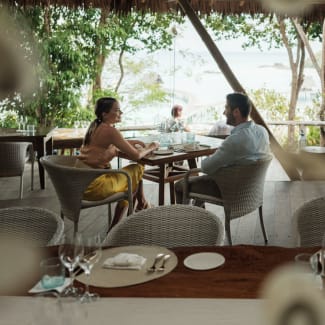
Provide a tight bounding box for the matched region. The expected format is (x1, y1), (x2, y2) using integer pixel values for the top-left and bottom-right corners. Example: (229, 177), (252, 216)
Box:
(226, 93), (251, 118)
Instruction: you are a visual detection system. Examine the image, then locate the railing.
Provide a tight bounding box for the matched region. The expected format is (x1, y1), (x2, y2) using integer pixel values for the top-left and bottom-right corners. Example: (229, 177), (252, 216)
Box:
(51, 120), (325, 154)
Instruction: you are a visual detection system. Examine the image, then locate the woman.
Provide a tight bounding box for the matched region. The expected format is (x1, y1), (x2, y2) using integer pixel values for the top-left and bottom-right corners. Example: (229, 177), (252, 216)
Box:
(77, 97), (159, 228)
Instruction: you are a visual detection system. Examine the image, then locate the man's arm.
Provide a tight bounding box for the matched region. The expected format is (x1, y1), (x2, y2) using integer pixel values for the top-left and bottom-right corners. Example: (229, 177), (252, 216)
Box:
(201, 136), (237, 175)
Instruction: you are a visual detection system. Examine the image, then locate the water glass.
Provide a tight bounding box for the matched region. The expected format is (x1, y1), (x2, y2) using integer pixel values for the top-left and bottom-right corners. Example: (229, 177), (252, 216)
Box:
(186, 132), (196, 143)
(27, 124), (35, 134)
(40, 257), (65, 289)
(159, 133), (171, 147)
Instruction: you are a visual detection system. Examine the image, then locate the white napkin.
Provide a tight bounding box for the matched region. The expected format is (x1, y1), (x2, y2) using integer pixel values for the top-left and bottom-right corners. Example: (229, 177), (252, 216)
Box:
(29, 278), (73, 294)
(102, 253), (146, 270)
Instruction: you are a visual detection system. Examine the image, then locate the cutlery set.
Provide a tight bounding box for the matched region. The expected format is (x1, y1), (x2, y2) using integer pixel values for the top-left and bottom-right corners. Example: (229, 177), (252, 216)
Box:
(147, 253), (171, 272)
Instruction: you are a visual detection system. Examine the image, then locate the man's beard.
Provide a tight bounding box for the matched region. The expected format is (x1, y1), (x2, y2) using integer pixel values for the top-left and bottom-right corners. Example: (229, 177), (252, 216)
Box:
(226, 112), (236, 126)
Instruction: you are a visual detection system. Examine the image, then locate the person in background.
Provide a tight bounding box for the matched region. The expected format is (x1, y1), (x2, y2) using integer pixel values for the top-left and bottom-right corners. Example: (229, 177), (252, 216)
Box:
(175, 92), (272, 205)
(208, 120), (233, 138)
(164, 104), (190, 132)
(77, 97), (159, 228)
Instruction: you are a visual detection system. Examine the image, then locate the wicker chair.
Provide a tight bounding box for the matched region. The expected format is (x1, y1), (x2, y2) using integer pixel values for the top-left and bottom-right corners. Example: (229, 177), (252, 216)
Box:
(293, 197), (325, 247)
(104, 204), (224, 247)
(182, 158), (272, 245)
(0, 141), (34, 199)
(0, 207), (64, 246)
(40, 155), (133, 234)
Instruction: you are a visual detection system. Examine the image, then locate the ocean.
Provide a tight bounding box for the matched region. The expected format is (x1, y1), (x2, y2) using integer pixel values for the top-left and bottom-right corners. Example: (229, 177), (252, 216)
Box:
(101, 25), (321, 126)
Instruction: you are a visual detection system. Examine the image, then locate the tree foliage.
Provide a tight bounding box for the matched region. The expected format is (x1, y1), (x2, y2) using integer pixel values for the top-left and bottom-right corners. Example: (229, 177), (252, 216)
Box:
(1, 6), (183, 127)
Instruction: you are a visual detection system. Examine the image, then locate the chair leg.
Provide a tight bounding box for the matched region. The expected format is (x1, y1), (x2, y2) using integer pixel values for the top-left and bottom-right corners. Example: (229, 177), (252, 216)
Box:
(19, 175), (23, 199)
(108, 204), (112, 228)
(74, 221), (79, 234)
(31, 160), (34, 191)
(259, 206), (268, 245)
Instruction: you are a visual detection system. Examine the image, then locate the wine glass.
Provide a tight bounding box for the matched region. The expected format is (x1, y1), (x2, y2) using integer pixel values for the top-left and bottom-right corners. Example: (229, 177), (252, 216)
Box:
(58, 233), (84, 297)
(78, 234), (102, 303)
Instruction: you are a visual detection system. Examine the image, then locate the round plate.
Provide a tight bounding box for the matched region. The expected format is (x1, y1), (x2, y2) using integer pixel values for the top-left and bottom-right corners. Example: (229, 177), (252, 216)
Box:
(153, 150), (173, 155)
(183, 252), (225, 271)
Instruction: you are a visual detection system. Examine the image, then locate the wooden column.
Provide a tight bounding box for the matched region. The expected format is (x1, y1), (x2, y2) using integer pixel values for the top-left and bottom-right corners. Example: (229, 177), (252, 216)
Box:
(177, 0), (301, 180)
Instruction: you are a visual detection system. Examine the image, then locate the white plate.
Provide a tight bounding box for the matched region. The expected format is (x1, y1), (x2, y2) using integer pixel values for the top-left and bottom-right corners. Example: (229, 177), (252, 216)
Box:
(153, 150), (174, 155)
(183, 252), (225, 270)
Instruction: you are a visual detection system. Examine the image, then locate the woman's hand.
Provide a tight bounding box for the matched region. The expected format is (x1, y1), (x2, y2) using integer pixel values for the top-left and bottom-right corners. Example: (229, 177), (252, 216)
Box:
(128, 139), (146, 148)
(148, 141), (159, 151)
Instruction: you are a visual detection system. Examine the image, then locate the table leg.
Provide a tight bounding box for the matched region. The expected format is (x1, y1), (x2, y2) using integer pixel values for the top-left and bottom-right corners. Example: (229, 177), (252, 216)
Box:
(169, 182), (175, 204)
(188, 158), (197, 169)
(158, 166), (165, 206)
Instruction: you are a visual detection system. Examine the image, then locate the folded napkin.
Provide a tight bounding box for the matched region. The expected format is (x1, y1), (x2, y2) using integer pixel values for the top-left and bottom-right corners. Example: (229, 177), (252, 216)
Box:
(103, 253), (146, 270)
(29, 278), (73, 294)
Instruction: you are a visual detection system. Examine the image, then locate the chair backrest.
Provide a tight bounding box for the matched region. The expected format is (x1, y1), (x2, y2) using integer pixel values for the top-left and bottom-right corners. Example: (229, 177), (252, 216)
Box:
(213, 158), (272, 219)
(0, 142), (31, 177)
(104, 204), (224, 247)
(293, 197), (325, 247)
(0, 207), (64, 246)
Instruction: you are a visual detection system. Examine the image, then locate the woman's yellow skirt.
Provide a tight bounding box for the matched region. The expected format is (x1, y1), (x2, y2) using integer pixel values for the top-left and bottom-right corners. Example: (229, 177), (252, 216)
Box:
(83, 164), (144, 207)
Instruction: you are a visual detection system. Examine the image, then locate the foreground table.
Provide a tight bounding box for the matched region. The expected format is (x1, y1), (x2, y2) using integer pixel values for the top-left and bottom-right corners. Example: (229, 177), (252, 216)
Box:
(17, 245), (319, 299)
(1, 297), (263, 325)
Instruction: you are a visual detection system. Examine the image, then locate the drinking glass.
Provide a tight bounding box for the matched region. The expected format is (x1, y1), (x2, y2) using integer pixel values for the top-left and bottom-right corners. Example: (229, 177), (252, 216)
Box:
(58, 233), (84, 297)
(78, 234), (102, 303)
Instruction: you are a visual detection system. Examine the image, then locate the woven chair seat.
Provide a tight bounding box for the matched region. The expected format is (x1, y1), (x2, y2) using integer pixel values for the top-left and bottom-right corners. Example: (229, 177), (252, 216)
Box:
(0, 142), (34, 199)
(40, 155), (133, 234)
(183, 157), (272, 245)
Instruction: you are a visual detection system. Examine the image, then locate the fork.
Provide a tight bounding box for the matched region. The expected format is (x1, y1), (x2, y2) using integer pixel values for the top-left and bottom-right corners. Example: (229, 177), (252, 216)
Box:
(147, 253), (165, 272)
(157, 254), (171, 272)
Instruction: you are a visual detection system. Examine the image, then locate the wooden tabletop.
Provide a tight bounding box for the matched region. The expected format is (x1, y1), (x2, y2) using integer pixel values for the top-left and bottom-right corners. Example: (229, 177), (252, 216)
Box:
(17, 245), (319, 299)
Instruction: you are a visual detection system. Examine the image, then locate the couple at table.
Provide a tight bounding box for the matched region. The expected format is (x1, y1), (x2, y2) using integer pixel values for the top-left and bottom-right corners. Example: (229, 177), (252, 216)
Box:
(78, 93), (271, 228)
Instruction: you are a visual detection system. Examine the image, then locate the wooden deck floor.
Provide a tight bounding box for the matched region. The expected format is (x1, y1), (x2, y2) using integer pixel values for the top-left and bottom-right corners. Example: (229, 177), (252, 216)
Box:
(1, 159), (325, 247)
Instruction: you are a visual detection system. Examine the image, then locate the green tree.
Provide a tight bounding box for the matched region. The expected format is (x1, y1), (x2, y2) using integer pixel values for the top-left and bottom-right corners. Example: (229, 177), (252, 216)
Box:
(91, 11), (184, 100)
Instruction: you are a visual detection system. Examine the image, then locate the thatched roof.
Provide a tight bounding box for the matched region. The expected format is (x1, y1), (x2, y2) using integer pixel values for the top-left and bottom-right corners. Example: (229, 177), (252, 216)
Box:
(3, 0), (325, 22)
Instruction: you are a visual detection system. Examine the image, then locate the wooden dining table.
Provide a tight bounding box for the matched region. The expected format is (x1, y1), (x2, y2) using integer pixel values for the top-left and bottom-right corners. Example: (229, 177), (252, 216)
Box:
(12, 245), (319, 298)
(0, 127), (54, 189)
(120, 135), (223, 205)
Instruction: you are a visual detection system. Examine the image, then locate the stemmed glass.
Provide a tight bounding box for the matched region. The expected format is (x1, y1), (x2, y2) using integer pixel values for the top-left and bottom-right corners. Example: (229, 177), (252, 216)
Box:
(18, 116), (27, 132)
(58, 233), (84, 297)
(78, 234), (102, 303)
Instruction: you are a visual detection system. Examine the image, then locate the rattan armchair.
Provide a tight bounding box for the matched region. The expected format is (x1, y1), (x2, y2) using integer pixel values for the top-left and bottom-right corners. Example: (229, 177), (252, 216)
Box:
(182, 158), (272, 245)
(40, 155), (133, 234)
(0, 207), (64, 246)
(293, 197), (325, 247)
(104, 204), (224, 247)
(0, 141), (34, 199)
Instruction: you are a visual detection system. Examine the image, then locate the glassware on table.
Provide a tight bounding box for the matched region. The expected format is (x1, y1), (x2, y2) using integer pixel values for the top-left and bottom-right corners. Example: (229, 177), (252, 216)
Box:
(58, 233), (84, 297)
(78, 234), (102, 303)
(40, 257), (65, 289)
(18, 116), (27, 132)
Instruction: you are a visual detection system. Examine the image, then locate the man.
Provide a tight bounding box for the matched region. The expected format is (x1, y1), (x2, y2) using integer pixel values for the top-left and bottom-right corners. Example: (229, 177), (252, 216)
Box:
(175, 92), (272, 205)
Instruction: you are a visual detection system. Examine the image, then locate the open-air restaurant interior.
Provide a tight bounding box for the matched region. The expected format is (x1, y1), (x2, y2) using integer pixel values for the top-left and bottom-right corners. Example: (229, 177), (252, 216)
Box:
(2, 0), (325, 324)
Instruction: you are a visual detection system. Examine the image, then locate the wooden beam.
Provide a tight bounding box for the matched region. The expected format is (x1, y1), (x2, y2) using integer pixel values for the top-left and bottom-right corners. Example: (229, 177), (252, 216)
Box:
(177, 0), (301, 180)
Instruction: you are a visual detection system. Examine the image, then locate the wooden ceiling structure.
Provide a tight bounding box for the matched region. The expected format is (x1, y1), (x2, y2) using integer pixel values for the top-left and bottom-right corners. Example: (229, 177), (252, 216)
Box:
(5, 0), (325, 179)
(5, 0), (325, 21)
